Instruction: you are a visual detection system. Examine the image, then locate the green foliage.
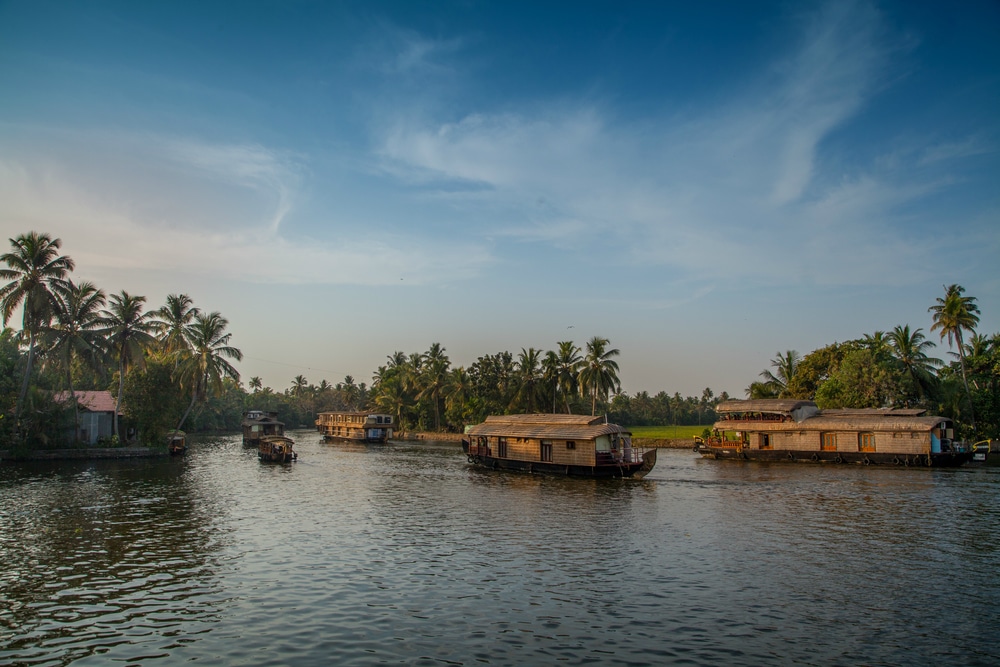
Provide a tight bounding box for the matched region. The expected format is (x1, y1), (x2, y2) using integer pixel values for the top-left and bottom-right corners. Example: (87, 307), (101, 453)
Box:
(123, 357), (188, 447)
(813, 349), (903, 408)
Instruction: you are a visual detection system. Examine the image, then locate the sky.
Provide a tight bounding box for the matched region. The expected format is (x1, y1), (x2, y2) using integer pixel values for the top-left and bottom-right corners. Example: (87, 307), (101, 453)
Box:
(1, 0), (998, 399)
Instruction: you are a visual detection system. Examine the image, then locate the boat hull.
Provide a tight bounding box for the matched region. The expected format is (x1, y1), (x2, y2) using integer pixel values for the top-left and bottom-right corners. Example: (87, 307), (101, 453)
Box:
(699, 446), (972, 467)
(465, 447), (656, 479)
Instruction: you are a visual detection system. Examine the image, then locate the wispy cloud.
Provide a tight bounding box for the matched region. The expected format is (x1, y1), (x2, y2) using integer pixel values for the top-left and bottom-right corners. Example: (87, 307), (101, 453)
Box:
(0, 129), (489, 286)
(373, 0), (965, 289)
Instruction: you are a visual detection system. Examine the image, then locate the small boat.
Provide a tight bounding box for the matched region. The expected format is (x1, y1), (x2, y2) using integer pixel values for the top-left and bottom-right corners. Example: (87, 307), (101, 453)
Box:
(258, 435), (297, 463)
(242, 410), (285, 447)
(315, 411), (395, 443)
(698, 399), (973, 467)
(167, 430), (187, 456)
(462, 413), (656, 478)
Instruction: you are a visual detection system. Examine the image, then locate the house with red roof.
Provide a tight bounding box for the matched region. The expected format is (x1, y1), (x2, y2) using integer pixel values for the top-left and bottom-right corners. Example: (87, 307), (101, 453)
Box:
(54, 390), (120, 445)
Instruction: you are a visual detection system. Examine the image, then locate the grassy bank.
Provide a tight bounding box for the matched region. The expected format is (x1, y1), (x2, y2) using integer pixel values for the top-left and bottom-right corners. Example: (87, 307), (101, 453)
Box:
(628, 425), (707, 439)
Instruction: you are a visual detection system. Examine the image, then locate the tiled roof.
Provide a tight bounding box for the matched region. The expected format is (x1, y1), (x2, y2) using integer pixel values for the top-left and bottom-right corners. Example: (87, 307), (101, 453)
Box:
(53, 390), (119, 414)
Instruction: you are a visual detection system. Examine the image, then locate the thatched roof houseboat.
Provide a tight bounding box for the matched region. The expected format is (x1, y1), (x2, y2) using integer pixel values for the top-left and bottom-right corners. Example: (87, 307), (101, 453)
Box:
(242, 410), (285, 446)
(697, 399), (972, 467)
(463, 414), (657, 478)
(258, 435), (296, 463)
(316, 411), (395, 443)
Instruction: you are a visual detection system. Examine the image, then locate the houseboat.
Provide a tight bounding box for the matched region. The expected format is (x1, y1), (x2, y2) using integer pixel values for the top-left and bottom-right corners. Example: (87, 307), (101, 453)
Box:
(258, 435), (297, 463)
(167, 430), (187, 456)
(316, 411), (395, 443)
(696, 399), (973, 467)
(462, 413), (657, 478)
(242, 410), (285, 447)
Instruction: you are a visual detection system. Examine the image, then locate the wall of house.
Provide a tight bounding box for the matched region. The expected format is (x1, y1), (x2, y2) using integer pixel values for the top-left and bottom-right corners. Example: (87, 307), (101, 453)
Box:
(731, 428), (930, 455)
(491, 436), (597, 466)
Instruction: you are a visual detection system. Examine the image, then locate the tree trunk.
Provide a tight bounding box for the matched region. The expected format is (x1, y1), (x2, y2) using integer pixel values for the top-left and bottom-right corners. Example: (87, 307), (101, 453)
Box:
(15, 329), (37, 420)
(114, 359), (125, 439)
(956, 332), (977, 430)
(176, 391), (198, 432)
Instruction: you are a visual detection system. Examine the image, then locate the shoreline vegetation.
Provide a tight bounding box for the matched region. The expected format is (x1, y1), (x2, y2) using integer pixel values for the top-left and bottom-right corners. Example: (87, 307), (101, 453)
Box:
(2, 231), (998, 454)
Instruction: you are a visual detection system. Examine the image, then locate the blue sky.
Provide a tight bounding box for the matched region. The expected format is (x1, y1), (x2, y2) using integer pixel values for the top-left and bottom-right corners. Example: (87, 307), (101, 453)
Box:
(1, 0), (998, 398)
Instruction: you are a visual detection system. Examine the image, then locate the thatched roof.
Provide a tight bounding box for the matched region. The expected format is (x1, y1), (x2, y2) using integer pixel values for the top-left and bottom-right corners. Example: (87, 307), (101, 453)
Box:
(715, 414), (947, 432)
(467, 413), (628, 440)
(716, 399), (817, 414)
(820, 408), (927, 417)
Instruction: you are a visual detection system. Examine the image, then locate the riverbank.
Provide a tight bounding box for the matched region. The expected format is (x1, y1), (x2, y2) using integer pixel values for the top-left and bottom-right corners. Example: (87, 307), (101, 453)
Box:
(0, 447), (168, 461)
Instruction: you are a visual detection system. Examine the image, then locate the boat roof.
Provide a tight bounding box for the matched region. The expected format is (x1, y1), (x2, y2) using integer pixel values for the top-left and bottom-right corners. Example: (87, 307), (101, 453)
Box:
(467, 413), (629, 439)
(716, 399), (817, 414)
(714, 414), (947, 432)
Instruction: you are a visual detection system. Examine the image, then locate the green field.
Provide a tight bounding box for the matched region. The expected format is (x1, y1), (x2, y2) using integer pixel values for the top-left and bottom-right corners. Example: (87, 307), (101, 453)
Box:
(627, 425), (707, 439)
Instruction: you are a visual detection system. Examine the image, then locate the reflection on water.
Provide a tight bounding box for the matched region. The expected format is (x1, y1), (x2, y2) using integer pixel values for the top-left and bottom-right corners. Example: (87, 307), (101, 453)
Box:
(2, 433), (999, 666)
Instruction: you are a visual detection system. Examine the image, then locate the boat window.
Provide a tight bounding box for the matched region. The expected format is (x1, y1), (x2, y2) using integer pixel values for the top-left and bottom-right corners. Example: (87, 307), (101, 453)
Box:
(566, 441), (576, 450)
(858, 433), (875, 452)
(759, 433), (772, 449)
(540, 441), (553, 462)
(498, 437), (508, 458)
(821, 433), (837, 451)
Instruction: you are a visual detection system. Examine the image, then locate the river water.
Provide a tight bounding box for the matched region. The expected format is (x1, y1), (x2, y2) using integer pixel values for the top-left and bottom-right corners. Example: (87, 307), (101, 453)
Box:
(2, 431), (998, 666)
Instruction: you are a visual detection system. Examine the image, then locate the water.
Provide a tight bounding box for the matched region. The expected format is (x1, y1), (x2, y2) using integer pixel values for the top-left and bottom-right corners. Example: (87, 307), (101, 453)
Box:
(2, 431), (998, 666)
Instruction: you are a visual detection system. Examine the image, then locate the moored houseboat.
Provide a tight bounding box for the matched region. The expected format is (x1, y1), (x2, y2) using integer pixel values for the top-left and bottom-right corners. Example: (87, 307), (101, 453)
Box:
(258, 435), (297, 463)
(316, 411), (395, 443)
(242, 410), (285, 447)
(696, 399), (973, 467)
(167, 430), (187, 456)
(462, 413), (657, 478)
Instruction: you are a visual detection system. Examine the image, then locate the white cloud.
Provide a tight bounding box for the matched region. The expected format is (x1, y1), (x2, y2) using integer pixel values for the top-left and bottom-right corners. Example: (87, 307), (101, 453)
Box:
(0, 133), (489, 286)
(372, 0), (963, 289)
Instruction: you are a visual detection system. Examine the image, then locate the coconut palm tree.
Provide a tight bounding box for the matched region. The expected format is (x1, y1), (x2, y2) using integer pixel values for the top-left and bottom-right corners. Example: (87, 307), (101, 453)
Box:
(759, 350), (800, 397)
(578, 336), (621, 416)
(509, 347), (545, 413)
(154, 294), (200, 356)
(418, 344), (451, 430)
(887, 324), (941, 404)
(174, 311), (243, 431)
(555, 340), (582, 413)
(40, 280), (107, 437)
(0, 232), (75, 419)
(542, 349), (560, 412)
(249, 376), (263, 392)
(100, 291), (158, 438)
(929, 284), (980, 427)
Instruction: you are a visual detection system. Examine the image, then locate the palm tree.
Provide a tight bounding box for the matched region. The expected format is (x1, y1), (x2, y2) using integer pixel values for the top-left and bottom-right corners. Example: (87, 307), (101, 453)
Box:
(887, 324), (941, 404)
(929, 284), (980, 427)
(542, 350), (560, 412)
(578, 336), (621, 416)
(555, 340), (582, 413)
(40, 280), (107, 437)
(509, 347), (544, 413)
(444, 367), (472, 423)
(0, 232), (75, 419)
(174, 311), (243, 431)
(154, 294), (200, 356)
(759, 350), (800, 397)
(249, 376), (263, 392)
(418, 344), (451, 430)
(100, 291), (158, 439)
(291, 374), (308, 397)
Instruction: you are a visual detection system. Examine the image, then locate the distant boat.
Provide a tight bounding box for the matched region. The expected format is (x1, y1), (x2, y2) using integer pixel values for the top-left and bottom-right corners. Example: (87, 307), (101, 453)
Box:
(242, 410), (285, 447)
(462, 413), (656, 478)
(258, 435), (297, 463)
(696, 399), (973, 467)
(316, 411), (395, 443)
(167, 430), (186, 456)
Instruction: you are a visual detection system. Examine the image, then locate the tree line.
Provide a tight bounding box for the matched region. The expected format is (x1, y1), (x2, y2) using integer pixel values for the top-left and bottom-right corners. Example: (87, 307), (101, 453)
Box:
(3, 231), (996, 445)
(1, 232), (242, 447)
(744, 284), (998, 440)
